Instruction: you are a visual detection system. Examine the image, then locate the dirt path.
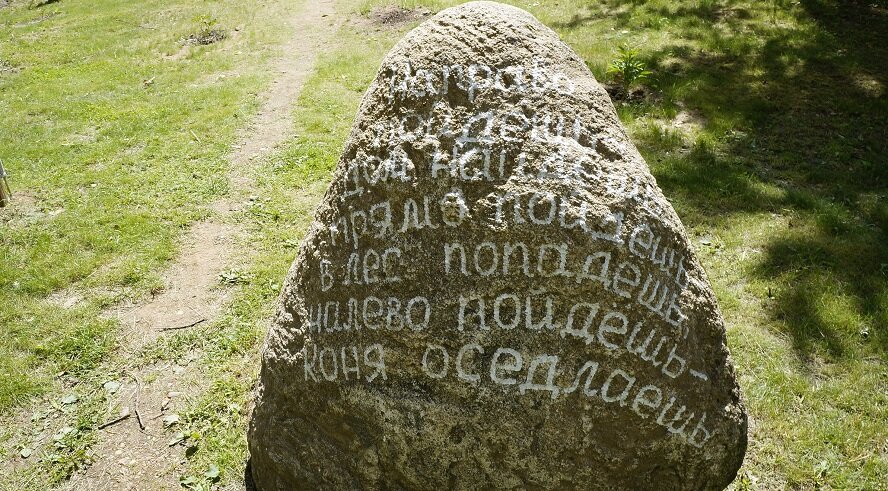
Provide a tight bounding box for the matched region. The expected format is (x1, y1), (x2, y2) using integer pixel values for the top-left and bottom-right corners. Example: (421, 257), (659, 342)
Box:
(57, 1), (338, 489)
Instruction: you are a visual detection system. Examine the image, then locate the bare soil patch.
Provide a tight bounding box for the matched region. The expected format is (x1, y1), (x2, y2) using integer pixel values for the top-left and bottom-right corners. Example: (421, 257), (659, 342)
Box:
(103, 221), (237, 354)
(603, 83), (660, 103)
(0, 191), (45, 225)
(367, 5), (432, 27)
(185, 29), (225, 46)
(47, 289), (84, 309)
(673, 107), (708, 131)
(58, 359), (202, 491)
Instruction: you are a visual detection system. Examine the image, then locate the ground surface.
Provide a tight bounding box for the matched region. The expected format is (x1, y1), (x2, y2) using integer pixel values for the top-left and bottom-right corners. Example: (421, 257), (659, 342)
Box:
(1, 0), (886, 489)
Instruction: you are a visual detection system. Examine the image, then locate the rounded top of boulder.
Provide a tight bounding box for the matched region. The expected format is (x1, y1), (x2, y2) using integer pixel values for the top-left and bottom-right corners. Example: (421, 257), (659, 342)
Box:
(249, 2), (747, 489)
(389, 1), (586, 76)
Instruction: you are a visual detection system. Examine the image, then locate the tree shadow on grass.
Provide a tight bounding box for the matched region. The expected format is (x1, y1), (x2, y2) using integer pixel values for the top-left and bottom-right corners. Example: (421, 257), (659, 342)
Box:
(583, 0), (888, 362)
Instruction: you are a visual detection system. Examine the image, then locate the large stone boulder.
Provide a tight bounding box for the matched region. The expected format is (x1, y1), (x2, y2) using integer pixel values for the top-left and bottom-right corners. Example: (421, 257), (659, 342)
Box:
(248, 2), (747, 489)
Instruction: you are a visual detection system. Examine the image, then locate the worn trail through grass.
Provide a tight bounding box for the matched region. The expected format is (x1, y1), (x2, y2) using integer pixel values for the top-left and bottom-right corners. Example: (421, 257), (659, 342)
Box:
(1, 0), (336, 489)
(62, 2), (340, 489)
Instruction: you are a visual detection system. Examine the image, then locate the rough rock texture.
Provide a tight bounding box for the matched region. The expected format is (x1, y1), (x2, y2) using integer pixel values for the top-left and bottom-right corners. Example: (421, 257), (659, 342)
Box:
(248, 2), (747, 489)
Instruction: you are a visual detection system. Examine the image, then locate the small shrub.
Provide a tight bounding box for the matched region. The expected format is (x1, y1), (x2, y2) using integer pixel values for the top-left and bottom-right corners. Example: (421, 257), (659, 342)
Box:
(186, 15), (225, 46)
(607, 45), (651, 95)
(28, 0), (60, 9)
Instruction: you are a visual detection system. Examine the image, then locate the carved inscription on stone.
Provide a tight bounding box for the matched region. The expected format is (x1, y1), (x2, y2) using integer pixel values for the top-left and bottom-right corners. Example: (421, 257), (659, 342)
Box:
(249, 3), (746, 490)
(300, 58), (713, 446)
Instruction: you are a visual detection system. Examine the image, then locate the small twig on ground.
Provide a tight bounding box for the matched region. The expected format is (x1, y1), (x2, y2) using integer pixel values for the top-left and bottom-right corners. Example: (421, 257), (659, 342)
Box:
(134, 404), (145, 430)
(97, 411), (131, 430)
(159, 318), (206, 331)
(189, 129), (201, 143)
(127, 371), (146, 431)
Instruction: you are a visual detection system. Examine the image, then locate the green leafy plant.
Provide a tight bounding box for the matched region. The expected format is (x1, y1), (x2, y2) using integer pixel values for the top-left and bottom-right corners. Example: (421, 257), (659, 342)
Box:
(607, 45), (651, 95)
(187, 15), (225, 45)
(28, 0), (60, 9)
(179, 463), (220, 489)
(198, 15), (218, 34)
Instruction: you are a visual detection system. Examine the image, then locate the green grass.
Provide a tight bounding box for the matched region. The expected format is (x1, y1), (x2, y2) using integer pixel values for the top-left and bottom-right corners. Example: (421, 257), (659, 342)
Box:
(2, 0), (887, 489)
(0, 0), (290, 411)
(0, 0), (296, 485)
